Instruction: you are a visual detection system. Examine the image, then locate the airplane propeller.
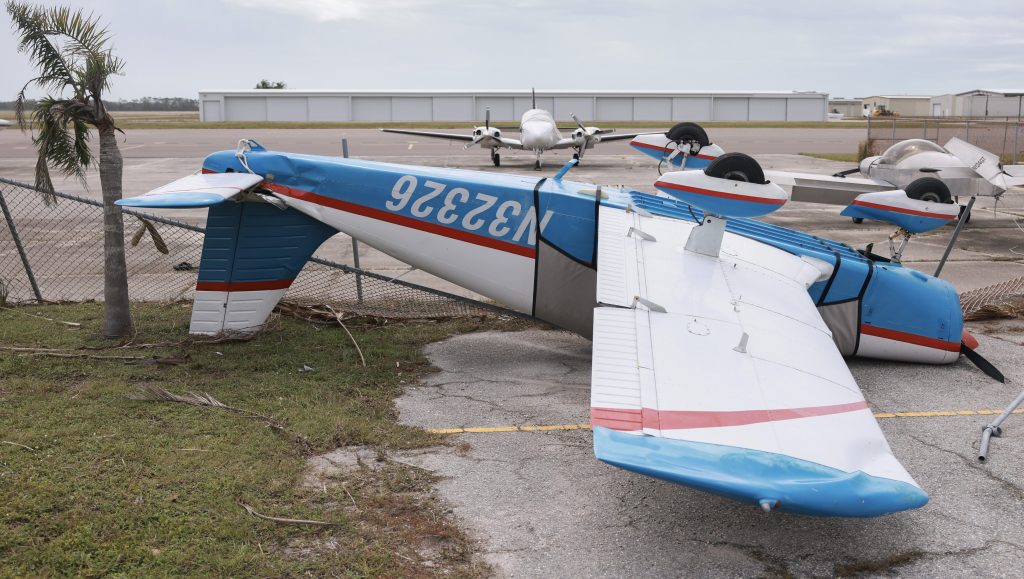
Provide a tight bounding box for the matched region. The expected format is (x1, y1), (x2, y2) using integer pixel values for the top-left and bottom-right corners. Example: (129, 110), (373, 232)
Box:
(464, 108), (501, 150)
(570, 113), (613, 161)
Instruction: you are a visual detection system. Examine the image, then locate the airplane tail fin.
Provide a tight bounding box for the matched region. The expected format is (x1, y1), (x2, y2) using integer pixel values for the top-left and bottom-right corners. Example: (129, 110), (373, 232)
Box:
(190, 200), (336, 336)
(944, 137), (1017, 191)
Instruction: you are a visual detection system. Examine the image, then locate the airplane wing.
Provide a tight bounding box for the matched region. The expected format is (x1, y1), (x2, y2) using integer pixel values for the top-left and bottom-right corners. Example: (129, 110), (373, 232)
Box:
(594, 132), (649, 143)
(765, 170), (891, 206)
(550, 133), (650, 150)
(590, 204), (928, 517)
(380, 128), (475, 142)
(116, 172), (264, 208)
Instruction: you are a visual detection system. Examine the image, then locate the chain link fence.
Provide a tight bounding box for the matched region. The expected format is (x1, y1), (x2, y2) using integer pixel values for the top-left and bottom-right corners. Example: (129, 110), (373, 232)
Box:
(866, 116), (1023, 163)
(0, 176), (518, 319)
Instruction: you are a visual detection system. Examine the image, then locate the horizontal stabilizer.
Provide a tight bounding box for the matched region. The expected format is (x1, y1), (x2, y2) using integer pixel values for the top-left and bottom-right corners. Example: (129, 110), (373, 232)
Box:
(840, 190), (959, 233)
(117, 173), (264, 208)
(943, 137), (1010, 190)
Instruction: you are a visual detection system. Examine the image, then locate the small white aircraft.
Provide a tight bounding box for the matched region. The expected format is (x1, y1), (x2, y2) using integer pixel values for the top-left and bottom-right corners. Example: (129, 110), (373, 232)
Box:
(0, 119), (13, 128)
(381, 90), (653, 170)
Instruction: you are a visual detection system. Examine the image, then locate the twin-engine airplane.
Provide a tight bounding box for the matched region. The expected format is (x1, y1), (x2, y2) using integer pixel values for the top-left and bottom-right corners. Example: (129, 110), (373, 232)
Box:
(120, 139), (991, 517)
(381, 90), (650, 170)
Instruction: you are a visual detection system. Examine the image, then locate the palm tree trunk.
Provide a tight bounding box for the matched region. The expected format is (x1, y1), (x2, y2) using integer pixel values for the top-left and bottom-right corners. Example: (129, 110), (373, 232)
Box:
(98, 125), (132, 337)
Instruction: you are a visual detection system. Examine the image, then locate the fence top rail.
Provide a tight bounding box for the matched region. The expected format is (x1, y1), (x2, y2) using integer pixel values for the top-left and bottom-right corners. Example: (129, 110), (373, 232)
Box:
(0, 176), (205, 233)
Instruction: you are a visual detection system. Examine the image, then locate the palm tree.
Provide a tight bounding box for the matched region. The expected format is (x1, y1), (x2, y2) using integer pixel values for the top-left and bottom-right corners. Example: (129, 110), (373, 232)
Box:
(7, 1), (132, 337)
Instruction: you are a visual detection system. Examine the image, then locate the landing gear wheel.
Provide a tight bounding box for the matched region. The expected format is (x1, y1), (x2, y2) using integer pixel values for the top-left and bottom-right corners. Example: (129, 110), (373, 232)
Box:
(704, 152), (766, 184)
(572, 152), (580, 160)
(666, 122), (711, 147)
(534, 160), (542, 171)
(852, 217), (864, 224)
(492, 153), (500, 167)
(904, 177), (952, 204)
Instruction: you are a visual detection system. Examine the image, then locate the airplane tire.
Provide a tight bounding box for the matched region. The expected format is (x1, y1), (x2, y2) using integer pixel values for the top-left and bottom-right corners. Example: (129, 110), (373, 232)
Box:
(852, 217), (864, 224)
(666, 122), (711, 147)
(704, 152), (766, 185)
(492, 153), (500, 167)
(905, 177), (952, 204)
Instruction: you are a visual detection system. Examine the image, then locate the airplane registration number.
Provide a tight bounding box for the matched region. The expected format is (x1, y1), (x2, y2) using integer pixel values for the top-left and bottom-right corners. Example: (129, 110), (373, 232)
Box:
(385, 175), (551, 245)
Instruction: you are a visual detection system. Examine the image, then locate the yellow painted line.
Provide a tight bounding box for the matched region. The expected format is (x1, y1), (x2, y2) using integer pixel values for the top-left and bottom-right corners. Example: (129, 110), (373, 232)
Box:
(428, 409), (1024, 434)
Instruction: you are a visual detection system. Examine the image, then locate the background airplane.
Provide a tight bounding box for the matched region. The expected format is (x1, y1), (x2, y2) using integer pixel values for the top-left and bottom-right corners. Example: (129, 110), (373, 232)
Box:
(381, 90), (654, 170)
(0, 119), (13, 128)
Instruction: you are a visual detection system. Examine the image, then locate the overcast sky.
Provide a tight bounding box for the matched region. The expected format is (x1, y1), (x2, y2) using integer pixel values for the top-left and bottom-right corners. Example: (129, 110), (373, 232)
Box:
(2, 0), (1022, 101)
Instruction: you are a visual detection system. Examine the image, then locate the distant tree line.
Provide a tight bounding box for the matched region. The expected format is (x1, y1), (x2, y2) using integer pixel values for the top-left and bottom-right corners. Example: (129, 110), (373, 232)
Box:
(0, 96), (198, 111)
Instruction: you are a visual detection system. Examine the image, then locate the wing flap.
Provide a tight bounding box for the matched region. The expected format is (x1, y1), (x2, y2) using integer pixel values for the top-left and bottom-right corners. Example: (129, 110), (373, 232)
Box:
(591, 204), (927, 516)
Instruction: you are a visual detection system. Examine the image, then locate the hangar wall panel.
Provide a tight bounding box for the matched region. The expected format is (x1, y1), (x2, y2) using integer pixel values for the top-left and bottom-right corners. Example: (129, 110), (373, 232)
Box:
(201, 91), (828, 122)
(596, 98), (634, 121)
(202, 100), (222, 122)
(634, 98), (672, 121)
(787, 98), (826, 121)
(672, 97), (712, 121)
(308, 96), (350, 121)
(477, 97), (514, 121)
(267, 97), (308, 122)
(748, 98), (787, 121)
(352, 97), (392, 121)
(553, 98), (595, 121)
(713, 98), (749, 121)
(433, 97), (474, 121)
(514, 97), (555, 118)
(392, 97), (433, 121)
(225, 97), (268, 122)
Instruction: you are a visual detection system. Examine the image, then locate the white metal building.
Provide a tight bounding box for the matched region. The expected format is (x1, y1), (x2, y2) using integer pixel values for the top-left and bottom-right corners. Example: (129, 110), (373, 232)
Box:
(930, 90), (1024, 117)
(197, 90), (829, 123)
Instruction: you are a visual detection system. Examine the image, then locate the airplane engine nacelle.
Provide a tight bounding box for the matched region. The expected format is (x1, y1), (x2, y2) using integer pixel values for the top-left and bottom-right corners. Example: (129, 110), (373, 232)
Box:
(654, 153), (788, 218)
(859, 155), (881, 176)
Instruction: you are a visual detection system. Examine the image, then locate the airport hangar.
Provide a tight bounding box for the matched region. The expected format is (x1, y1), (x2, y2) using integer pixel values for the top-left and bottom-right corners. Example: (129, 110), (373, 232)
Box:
(197, 89), (829, 123)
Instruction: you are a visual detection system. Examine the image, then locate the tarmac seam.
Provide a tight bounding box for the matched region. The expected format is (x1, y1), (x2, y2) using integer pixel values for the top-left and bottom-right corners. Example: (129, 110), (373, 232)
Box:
(428, 409), (1024, 434)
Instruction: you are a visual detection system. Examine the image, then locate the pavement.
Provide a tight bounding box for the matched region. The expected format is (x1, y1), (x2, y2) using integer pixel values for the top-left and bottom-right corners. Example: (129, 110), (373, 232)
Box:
(4, 125), (1024, 575)
(395, 328), (1024, 578)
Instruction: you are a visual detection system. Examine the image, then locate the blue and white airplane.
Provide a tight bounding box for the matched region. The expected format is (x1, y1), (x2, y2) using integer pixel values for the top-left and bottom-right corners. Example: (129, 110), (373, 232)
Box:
(119, 138), (993, 517)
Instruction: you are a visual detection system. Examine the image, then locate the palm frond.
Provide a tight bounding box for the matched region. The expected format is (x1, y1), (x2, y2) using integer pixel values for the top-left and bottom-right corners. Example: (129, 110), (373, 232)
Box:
(31, 96), (94, 201)
(6, 2), (75, 93)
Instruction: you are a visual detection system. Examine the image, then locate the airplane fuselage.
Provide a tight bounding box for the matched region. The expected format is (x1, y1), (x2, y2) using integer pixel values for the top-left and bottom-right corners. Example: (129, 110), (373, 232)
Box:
(518, 108), (563, 152)
(189, 149), (963, 366)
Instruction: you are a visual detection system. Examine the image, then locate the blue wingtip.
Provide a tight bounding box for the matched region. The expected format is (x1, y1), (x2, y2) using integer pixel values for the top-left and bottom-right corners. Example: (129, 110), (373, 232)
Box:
(593, 426), (928, 517)
(115, 192), (227, 208)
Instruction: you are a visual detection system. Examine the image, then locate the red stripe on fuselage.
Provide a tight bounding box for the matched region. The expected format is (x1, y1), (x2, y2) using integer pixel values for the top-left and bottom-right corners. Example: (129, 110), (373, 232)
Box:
(264, 182), (537, 259)
(859, 324), (960, 352)
(591, 401), (869, 432)
(655, 180), (786, 205)
(851, 200), (954, 220)
(195, 279), (294, 292)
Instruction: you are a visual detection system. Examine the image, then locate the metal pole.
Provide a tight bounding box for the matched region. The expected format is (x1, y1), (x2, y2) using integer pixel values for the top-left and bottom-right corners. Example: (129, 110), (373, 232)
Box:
(923, 117), (927, 140)
(1015, 96), (1021, 165)
(934, 196), (976, 278)
(891, 118), (896, 144)
(0, 188), (44, 302)
(342, 137), (363, 302)
(978, 388), (1024, 461)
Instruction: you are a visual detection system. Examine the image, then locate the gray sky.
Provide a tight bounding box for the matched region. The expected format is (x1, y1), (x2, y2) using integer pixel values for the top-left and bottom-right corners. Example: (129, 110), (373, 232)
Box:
(2, 0), (1022, 101)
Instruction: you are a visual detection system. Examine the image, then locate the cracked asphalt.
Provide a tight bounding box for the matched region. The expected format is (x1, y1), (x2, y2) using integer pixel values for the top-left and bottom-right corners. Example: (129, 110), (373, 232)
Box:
(396, 327), (1024, 577)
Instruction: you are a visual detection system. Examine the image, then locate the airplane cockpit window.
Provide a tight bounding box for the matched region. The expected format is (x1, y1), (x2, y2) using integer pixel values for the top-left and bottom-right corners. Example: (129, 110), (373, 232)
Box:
(879, 139), (947, 165)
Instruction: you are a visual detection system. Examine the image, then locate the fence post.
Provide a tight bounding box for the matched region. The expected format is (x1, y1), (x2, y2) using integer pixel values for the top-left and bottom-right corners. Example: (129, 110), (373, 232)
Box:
(342, 137), (363, 302)
(891, 118), (896, 144)
(0, 188), (44, 302)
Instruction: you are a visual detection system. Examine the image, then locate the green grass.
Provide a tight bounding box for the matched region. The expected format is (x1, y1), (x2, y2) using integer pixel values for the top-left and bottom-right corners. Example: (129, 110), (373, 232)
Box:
(799, 152), (861, 163)
(0, 302), (518, 577)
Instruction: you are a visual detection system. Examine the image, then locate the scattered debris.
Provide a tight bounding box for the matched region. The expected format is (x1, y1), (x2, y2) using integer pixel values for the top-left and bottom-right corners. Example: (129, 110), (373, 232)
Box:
(130, 385), (312, 454)
(0, 306), (80, 328)
(2, 440), (36, 452)
(173, 261), (195, 271)
(239, 502), (337, 527)
(299, 364), (315, 373)
(964, 296), (1024, 321)
(130, 216), (169, 254)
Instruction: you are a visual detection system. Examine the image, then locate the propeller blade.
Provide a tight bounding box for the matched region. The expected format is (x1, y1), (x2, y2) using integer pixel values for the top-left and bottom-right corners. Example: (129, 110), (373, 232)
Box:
(464, 135), (484, 150)
(571, 113), (586, 131)
(485, 107), (490, 130)
(532, 87), (536, 110)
